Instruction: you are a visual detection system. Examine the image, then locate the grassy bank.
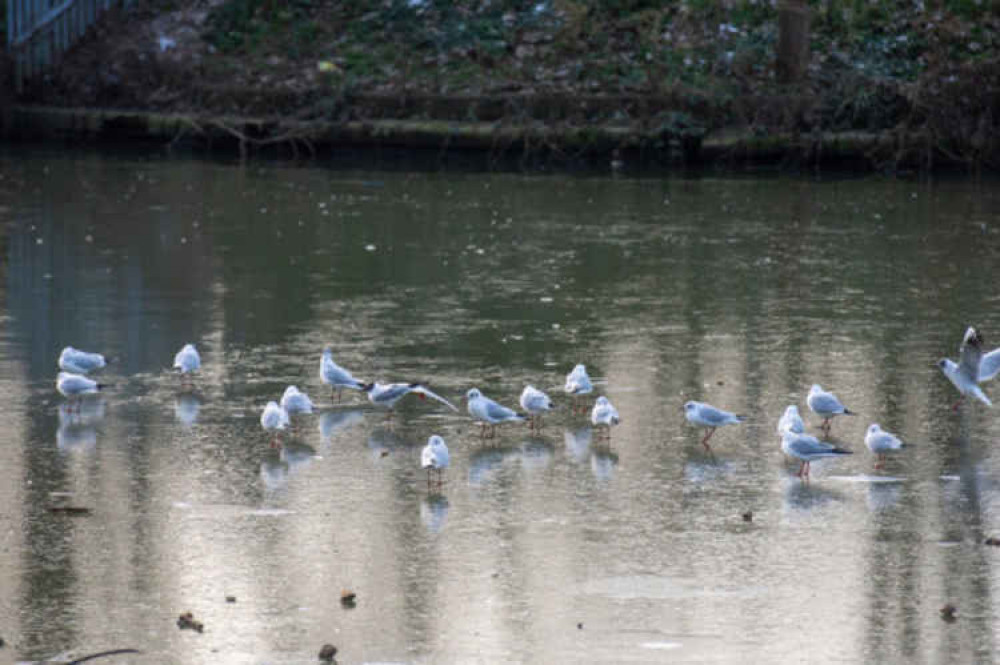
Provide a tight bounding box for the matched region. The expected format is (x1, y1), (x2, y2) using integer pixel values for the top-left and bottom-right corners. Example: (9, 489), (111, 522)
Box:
(13, 0), (1000, 169)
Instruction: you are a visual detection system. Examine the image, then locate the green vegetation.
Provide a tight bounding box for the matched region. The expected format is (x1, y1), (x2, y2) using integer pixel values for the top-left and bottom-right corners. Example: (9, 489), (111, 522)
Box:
(26, 0), (1000, 168)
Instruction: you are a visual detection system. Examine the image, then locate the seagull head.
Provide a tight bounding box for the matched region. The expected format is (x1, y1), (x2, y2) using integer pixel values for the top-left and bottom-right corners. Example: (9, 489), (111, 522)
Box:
(465, 388), (482, 401)
(683, 401), (696, 413)
(596, 396), (610, 406)
(936, 358), (949, 370)
(809, 384), (823, 395)
(428, 434), (446, 448)
(867, 424), (882, 436)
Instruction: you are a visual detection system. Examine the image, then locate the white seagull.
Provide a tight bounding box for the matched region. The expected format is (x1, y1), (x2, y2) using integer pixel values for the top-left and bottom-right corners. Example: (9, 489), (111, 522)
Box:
(320, 347), (365, 402)
(467, 388), (525, 438)
(564, 364), (593, 413)
(777, 405), (805, 440)
(590, 396), (620, 440)
(280, 385), (314, 415)
(520, 385), (554, 430)
(362, 381), (458, 417)
(56, 372), (103, 410)
(781, 430), (852, 479)
(58, 346), (107, 374)
(421, 435), (450, 488)
(806, 384), (855, 433)
(864, 424), (905, 470)
(683, 400), (745, 452)
(260, 401), (290, 447)
(173, 343), (201, 386)
(937, 326), (995, 409)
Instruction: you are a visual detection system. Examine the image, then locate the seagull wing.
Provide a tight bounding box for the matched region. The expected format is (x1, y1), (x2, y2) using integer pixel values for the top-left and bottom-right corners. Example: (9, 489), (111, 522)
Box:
(485, 399), (520, 421)
(978, 348), (1000, 382)
(959, 327), (984, 381)
(412, 385), (459, 412)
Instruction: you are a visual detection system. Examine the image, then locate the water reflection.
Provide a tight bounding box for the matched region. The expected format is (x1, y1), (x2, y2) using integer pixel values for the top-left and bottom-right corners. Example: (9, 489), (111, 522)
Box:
(174, 393), (201, 428)
(318, 408), (365, 444)
(4, 149), (1000, 664)
(420, 494), (450, 534)
(590, 449), (619, 481)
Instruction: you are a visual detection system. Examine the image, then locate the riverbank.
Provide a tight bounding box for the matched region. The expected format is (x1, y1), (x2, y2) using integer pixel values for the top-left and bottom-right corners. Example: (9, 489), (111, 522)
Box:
(4, 1), (999, 171)
(5, 103), (906, 171)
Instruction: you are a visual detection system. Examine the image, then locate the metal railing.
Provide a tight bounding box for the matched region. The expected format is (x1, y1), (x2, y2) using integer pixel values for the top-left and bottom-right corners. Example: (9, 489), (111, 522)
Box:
(6, 0), (133, 93)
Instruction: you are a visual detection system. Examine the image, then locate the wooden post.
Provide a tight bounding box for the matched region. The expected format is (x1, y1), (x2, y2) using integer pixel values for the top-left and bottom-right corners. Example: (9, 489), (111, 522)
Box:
(776, 0), (810, 84)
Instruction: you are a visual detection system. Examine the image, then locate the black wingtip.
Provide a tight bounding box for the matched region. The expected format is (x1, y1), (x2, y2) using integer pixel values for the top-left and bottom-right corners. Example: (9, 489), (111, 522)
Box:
(843, 408), (857, 416)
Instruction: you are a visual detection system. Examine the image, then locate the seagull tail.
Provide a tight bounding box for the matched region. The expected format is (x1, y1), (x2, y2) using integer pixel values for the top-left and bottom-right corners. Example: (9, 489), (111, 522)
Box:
(832, 447), (853, 455)
(972, 386), (993, 407)
(843, 408), (858, 416)
(735, 414), (748, 422)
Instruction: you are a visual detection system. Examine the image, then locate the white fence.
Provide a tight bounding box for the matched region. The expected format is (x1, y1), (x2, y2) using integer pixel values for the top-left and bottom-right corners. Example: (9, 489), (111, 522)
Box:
(6, 0), (133, 92)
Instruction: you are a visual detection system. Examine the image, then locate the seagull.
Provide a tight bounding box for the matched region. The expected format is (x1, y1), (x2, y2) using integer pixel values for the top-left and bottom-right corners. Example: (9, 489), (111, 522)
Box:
(56, 372), (103, 411)
(806, 384), (855, 434)
(362, 382), (458, 418)
(320, 347), (365, 402)
(777, 405), (805, 441)
(781, 430), (852, 479)
(261, 401), (289, 448)
(683, 400), (745, 452)
(590, 396), (620, 440)
(280, 385), (314, 415)
(564, 364), (593, 413)
(520, 385), (554, 430)
(938, 326), (994, 409)
(865, 424), (905, 470)
(173, 343), (200, 387)
(58, 346), (107, 374)
(421, 435), (450, 488)
(466, 388), (525, 438)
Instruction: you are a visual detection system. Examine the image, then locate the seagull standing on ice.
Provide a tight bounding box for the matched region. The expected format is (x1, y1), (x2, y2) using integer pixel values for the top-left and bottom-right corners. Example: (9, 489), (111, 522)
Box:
(590, 396), (620, 440)
(57, 372), (103, 411)
(683, 400), (744, 452)
(280, 385), (314, 415)
(806, 384), (855, 434)
(58, 347), (107, 374)
(173, 343), (200, 387)
(466, 388), (525, 438)
(781, 430), (852, 479)
(362, 382), (458, 419)
(261, 401), (290, 448)
(777, 405), (805, 441)
(864, 424), (905, 470)
(421, 435), (450, 488)
(320, 347), (365, 402)
(937, 326), (995, 409)
(520, 385), (553, 430)
(564, 364), (593, 414)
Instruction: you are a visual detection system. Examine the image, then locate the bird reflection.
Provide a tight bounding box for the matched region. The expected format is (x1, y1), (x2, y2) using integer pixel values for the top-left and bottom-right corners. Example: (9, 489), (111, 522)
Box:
(281, 442), (318, 473)
(174, 393), (201, 428)
(57, 398), (105, 452)
(783, 478), (844, 511)
(420, 494), (450, 533)
(564, 427), (593, 463)
(520, 438), (554, 472)
(318, 409), (365, 443)
(469, 447), (515, 486)
(59, 398), (106, 427)
(57, 423), (97, 452)
(260, 456), (290, 490)
(590, 449), (619, 481)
